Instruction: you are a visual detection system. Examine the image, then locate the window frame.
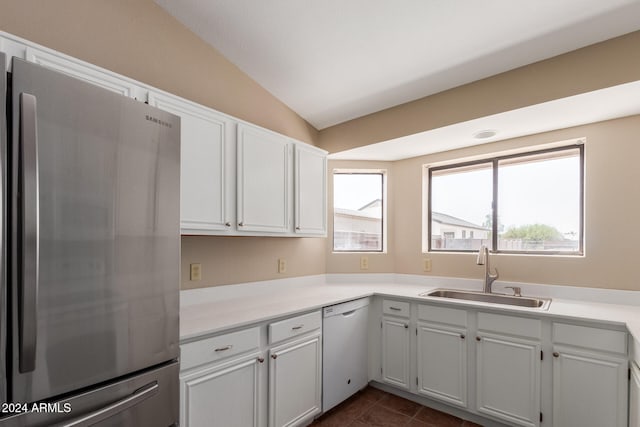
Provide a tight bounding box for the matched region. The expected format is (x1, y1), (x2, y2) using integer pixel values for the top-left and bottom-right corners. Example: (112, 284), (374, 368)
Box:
(332, 169), (386, 253)
(427, 144), (584, 255)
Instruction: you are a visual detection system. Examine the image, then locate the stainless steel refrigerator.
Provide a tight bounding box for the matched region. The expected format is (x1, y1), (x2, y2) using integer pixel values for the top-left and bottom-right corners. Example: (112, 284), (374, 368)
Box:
(0, 53), (180, 426)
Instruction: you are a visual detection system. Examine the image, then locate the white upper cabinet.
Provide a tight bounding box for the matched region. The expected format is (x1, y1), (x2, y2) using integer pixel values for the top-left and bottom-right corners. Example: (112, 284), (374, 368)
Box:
(237, 123), (291, 234)
(294, 144), (327, 236)
(148, 92), (235, 234)
(24, 46), (144, 99)
(1, 31), (328, 238)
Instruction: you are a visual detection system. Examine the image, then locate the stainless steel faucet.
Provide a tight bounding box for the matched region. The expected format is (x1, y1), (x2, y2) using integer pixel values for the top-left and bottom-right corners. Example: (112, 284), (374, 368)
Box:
(476, 245), (498, 293)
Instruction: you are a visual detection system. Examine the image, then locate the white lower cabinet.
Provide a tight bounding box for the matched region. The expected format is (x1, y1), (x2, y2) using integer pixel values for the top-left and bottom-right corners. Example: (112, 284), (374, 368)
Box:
(416, 304), (468, 408)
(180, 310), (322, 427)
(268, 335), (322, 427)
(631, 362), (640, 427)
(381, 302), (411, 390)
(476, 333), (541, 427)
(551, 322), (628, 427)
(181, 354), (263, 427)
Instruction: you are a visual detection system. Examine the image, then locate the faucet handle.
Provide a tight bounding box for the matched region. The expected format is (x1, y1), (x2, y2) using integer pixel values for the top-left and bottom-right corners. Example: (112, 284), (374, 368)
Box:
(505, 286), (522, 297)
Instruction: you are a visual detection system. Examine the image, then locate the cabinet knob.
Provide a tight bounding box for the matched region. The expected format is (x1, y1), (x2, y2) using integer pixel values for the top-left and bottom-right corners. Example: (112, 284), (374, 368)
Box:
(238, 222), (244, 227)
(271, 354), (278, 360)
(460, 334), (465, 339)
(404, 324), (409, 329)
(475, 337), (481, 342)
(225, 222), (231, 227)
(553, 352), (560, 358)
(257, 357), (264, 363)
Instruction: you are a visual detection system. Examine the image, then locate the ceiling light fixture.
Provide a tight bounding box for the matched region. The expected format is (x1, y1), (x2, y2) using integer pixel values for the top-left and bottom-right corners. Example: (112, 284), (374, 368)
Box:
(473, 129), (498, 139)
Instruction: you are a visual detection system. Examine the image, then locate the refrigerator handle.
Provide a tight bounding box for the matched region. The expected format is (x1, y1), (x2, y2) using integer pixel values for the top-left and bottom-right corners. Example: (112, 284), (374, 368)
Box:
(59, 381), (159, 427)
(18, 93), (39, 373)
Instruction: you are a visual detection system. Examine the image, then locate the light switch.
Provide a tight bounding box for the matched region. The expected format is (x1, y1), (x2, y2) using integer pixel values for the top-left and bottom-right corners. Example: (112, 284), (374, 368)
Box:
(360, 256), (369, 270)
(190, 263), (202, 281)
(423, 258), (432, 272)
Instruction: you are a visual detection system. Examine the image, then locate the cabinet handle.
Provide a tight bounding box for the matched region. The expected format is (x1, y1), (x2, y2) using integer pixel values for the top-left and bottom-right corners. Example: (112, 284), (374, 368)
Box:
(553, 352), (560, 358)
(257, 357), (264, 363)
(271, 354), (278, 360)
(238, 222), (244, 227)
(214, 345), (233, 352)
(389, 307), (402, 311)
(225, 222), (231, 227)
(295, 226), (301, 230)
(460, 334), (465, 339)
(404, 324), (409, 329)
(291, 325), (304, 330)
(475, 337), (481, 342)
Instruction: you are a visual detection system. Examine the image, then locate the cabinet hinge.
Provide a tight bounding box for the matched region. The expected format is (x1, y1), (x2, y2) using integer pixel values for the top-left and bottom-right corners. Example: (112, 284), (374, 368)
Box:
(381, 321), (383, 329)
(540, 412), (543, 422)
(415, 328), (418, 336)
(416, 377), (418, 386)
(540, 351), (543, 361)
(380, 367), (383, 375)
(630, 368), (632, 381)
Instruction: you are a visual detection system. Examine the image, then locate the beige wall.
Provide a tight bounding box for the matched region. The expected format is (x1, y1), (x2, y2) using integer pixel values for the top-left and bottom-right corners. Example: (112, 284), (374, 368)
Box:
(4, 2), (640, 290)
(0, 0), (326, 289)
(378, 116), (640, 291)
(319, 30), (640, 154)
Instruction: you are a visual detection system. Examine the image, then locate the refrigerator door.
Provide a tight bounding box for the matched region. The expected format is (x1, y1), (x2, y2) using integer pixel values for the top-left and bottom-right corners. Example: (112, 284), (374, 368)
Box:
(0, 361), (178, 427)
(9, 58), (180, 403)
(0, 52), (6, 406)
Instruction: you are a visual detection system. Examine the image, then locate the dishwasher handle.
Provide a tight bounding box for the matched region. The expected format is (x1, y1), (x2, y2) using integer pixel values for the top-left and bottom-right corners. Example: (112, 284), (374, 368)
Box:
(341, 310), (357, 317)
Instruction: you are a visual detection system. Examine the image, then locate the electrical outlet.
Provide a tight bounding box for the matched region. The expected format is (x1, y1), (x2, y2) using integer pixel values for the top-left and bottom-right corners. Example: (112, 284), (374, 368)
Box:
(190, 263), (202, 281)
(423, 258), (432, 272)
(278, 258), (287, 273)
(360, 256), (369, 270)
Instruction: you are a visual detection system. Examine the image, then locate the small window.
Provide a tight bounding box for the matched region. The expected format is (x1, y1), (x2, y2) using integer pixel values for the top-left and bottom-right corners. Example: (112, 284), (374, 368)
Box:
(427, 145), (584, 255)
(333, 171), (385, 252)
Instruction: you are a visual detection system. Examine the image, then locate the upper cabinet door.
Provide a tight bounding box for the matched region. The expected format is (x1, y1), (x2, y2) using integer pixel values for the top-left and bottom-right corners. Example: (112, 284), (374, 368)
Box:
(294, 144), (327, 236)
(25, 47), (140, 98)
(237, 123), (291, 233)
(149, 92), (235, 234)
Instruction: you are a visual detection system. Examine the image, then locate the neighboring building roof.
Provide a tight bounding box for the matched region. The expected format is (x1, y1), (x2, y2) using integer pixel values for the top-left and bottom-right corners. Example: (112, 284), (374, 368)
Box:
(334, 207), (380, 219)
(359, 199), (382, 211)
(432, 212), (489, 231)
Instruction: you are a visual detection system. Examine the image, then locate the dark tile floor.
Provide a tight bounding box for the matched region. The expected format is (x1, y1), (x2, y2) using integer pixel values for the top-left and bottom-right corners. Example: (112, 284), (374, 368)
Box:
(311, 387), (483, 427)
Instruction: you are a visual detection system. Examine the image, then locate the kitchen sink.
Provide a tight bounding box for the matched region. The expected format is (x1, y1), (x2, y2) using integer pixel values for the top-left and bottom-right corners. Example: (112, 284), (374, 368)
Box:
(419, 289), (551, 310)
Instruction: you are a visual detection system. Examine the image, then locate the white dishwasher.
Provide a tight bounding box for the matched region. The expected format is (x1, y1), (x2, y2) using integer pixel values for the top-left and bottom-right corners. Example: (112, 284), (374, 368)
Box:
(322, 297), (370, 412)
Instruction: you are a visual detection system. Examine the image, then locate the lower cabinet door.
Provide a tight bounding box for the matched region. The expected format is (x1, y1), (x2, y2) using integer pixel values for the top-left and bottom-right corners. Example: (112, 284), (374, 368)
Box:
(381, 316), (411, 390)
(269, 335), (322, 427)
(631, 362), (640, 427)
(180, 354), (262, 427)
(552, 347), (628, 427)
(476, 334), (540, 427)
(417, 322), (467, 408)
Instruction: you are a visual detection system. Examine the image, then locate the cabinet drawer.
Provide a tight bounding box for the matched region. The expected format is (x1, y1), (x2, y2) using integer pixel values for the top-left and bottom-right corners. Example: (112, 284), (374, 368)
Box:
(418, 304), (467, 327)
(477, 312), (541, 339)
(269, 310), (321, 345)
(553, 323), (627, 354)
(180, 327), (261, 371)
(383, 300), (410, 318)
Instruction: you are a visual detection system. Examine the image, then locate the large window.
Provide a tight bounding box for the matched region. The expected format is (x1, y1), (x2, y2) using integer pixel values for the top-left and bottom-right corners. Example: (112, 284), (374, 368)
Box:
(333, 171), (385, 252)
(428, 145), (583, 255)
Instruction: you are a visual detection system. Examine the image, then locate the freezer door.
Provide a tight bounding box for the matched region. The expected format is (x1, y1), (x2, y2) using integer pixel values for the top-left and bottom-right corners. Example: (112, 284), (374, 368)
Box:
(0, 361), (178, 427)
(9, 58), (180, 403)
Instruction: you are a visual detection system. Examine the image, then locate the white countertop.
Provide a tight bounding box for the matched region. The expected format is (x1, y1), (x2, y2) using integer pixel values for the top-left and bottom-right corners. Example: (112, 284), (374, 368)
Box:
(180, 273), (640, 363)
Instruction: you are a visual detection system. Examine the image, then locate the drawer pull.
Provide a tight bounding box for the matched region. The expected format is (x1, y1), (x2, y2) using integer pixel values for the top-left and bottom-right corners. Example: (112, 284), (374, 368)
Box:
(291, 325), (304, 330)
(225, 222), (231, 227)
(271, 354), (278, 360)
(460, 334), (465, 339)
(553, 352), (560, 358)
(214, 345), (233, 352)
(257, 357), (264, 363)
(389, 306), (402, 311)
(476, 337), (481, 342)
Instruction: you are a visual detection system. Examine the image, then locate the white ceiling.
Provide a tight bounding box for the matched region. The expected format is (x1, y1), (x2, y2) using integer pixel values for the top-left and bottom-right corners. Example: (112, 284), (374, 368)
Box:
(156, 0), (640, 161)
(157, 0), (640, 131)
